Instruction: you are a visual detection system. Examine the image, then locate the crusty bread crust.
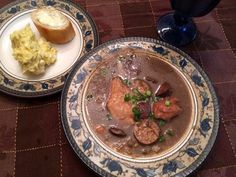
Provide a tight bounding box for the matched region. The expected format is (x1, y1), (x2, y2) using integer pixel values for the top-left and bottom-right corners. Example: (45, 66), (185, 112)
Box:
(31, 7), (75, 44)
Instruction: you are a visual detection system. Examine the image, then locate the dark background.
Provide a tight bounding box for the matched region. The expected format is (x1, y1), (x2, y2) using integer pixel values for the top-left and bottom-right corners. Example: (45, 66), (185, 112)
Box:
(0, 0), (235, 177)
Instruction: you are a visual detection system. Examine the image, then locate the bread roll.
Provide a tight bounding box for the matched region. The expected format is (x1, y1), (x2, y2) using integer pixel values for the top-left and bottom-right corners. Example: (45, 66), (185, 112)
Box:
(31, 7), (75, 44)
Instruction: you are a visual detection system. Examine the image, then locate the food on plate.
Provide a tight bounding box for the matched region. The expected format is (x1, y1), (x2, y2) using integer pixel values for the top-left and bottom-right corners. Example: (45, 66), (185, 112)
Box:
(109, 126), (127, 137)
(107, 77), (133, 123)
(134, 119), (160, 145)
(153, 97), (182, 121)
(10, 24), (57, 75)
(31, 6), (75, 44)
(85, 49), (192, 157)
(155, 81), (171, 96)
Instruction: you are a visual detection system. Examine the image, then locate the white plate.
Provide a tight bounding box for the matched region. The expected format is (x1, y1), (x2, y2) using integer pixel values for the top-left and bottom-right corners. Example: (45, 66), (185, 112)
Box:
(0, 0), (98, 97)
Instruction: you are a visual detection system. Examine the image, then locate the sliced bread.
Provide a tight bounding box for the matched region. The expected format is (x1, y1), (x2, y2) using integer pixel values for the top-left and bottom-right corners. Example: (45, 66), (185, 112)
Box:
(31, 7), (75, 44)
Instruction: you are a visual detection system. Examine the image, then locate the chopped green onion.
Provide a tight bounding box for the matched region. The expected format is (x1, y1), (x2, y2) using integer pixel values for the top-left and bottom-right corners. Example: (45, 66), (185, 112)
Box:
(139, 96), (146, 101)
(118, 56), (125, 62)
(86, 94), (93, 101)
(123, 79), (130, 86)
(148, 113), (155, 120)
(132, 106), (141, 121)
(158, 135), (165, 143)
(132, 89), (147, 101)
(124, 94), (131, 102)
(131, 95), (139, 101)
(151, 95), (157, 102)
(135, 89), (143, 96)
(106, 114), (112, 120)
(158, 119), (166, 127)
(100, 68), (107, 76)
(165, 100), (171, 107)
(131, 100), (136, 104)
(166, 129), (174, 136)
(151, 95), (161, 103)
(131, 95), (144, 103)
(145, 90), (152, 97)
(128, 89), (152, 104)
(133, 88), (140, 95)
(86, 94), (93, 98)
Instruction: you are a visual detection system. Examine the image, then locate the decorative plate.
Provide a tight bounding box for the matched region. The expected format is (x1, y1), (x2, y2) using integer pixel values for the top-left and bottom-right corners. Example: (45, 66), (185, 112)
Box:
(61, 37), (219, 177)
(0, 0), (98, 97)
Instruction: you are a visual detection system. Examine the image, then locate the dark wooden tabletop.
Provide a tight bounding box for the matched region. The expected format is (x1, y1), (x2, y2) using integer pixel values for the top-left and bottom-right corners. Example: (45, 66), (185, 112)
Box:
(0, 0), (235, 177)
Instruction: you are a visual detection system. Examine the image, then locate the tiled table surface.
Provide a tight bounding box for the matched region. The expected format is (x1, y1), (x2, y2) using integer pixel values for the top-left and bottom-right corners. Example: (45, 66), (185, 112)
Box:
(0, 0), (236, 177)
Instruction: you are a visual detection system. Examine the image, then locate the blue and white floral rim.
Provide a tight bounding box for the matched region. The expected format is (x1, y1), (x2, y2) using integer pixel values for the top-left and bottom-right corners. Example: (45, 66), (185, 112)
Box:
(0, 0), (98, 97)
(61, 37), (219, 177)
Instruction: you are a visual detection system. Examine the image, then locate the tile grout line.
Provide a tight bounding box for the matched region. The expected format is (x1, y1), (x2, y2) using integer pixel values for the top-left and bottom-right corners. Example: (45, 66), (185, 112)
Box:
(13, 105), (18, 177)
(1, 142), (68, 154)
(86, 0), (126, 37)
(213, 80), (236, 85)
(193, 9), (226, 70)
(57, 101), (63, 177)
(86, 0), (162, 7)
(221, 117), (236, 158)
(193, 43), (206, 70)
(0, 101), (60, 112)
(18, 101), (59, 110)
(115, 0), (126, 37)
(221, 118), (236, 123)
(193, 47), (236, 52)
(98, 25), (154, 32)
(87, 12), (227, 23)
(90, 13), (228, 24)
(192, 10), (216, 69)
(148, 0), (157, 29)
(215, 9), (236, 60)
(86, 1), (116, 7)
(216, 6), (236, 11)
(199, 164), (236, 173)
(0, 107), (16, 111)
(194, 16), (236, 24)
(3, 144), (57, 153)
(85, 1), (236, 9)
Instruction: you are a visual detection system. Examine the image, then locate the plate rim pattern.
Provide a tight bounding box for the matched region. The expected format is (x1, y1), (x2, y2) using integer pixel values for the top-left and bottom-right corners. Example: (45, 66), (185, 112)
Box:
(61, 37), (219, 177)
(0, 0), (99, 97)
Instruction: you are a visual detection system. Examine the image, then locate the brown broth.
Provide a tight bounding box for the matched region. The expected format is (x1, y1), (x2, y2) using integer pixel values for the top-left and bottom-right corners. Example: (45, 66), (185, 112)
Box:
(84, 49), (193, 158)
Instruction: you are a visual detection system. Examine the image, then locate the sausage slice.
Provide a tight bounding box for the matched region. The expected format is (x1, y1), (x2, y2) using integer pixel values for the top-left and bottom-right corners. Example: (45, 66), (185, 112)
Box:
(155, 82), (171, 97)
(137, 102), (151, 119)
(133, 120), (160, 145)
